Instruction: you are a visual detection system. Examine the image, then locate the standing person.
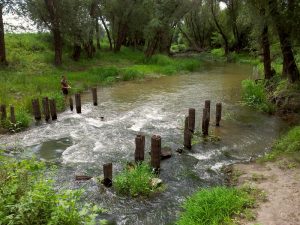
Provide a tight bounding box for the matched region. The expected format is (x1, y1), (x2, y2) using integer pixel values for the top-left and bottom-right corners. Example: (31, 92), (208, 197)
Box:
(61, 75), (71, 95)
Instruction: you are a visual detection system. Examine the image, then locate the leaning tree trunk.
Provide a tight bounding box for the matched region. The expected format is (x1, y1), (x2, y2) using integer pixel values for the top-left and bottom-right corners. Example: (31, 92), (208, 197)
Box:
(100, 16), (112, 51)
(0, 4), (7, 65)
(72, 43), (81, 61)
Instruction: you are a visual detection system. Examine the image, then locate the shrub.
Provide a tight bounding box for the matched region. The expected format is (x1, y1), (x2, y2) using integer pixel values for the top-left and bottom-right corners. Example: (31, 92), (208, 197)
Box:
(177, 187), (253, 225)
(211, 48), (225, 57)
(0, 156), (106, 225)
(114, 162), (160, 197)
(241, 79), (274, 113)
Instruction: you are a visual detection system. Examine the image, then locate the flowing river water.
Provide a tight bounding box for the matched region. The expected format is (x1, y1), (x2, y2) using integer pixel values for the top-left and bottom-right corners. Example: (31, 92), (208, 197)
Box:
(0, 62), (288, 225)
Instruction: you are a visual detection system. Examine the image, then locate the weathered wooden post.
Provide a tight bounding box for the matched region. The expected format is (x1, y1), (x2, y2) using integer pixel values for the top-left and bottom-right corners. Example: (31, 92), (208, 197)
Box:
(10, 106), (16, 124)
(49, 99), (57, 120)
(103, 163), (112, 187)
(75, 93), (81, 114)
(188, 108), (195, 133)
(205, 100), (211, 123)
(42, 97), (50, 121)
(202, 108), (209, 136)
(92, 87), (98, 106)
(184, 116), (192, 149)
(135, 134), (145, 162)
(32, 99), (42, 121)
(151, 135), (161, 171)
(69, 97), (74, 111)
(216, 103), (222, 126)
(0, 104), (6, 121)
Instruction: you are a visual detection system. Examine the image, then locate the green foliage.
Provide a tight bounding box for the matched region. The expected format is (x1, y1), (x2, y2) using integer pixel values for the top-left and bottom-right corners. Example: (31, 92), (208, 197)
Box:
(176, 187), (254, 225)
(0, 156), (105, 225)
(241, 79), (274, 113)
(262, 126), (300, 161)
(211, 48), (225, 57)
(114, 162), (160, 197)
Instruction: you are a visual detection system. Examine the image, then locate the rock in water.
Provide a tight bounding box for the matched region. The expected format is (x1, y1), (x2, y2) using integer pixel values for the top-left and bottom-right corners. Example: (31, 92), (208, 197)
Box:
(75, 175), (93, 181)
(161, 147), (172, 159)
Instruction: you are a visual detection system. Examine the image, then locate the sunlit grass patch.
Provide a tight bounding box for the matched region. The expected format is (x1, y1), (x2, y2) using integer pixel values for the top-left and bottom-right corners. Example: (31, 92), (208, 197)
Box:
(177, 187), (255, 225)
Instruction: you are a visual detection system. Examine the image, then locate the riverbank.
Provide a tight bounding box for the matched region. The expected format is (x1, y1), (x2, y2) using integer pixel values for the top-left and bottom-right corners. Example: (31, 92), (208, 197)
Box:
(227, 125), (300, 224)
(230, 160), (300, 225)
(0, 33), (202, 131)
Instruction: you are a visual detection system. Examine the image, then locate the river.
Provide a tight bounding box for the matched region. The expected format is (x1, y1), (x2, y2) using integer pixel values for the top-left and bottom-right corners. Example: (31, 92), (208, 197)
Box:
(0, 62), (287, 225)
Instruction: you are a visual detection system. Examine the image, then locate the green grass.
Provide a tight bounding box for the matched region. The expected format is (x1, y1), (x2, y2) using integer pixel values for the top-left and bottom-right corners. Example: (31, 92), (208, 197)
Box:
(0, 155), (107, 225)
(114, 162), (163, 197)
(241, 79), (275, 113)
(261, 126), (300, 161)
(176, 187), (255, 225)
(0, 33), (202, 131)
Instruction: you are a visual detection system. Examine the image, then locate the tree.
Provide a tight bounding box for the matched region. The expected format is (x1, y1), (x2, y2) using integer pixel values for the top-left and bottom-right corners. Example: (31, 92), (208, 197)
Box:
(268, 0), (299, 82)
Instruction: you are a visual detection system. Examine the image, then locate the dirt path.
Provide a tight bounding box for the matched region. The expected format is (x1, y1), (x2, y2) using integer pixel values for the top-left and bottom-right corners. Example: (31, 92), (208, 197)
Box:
(232, 161), (300, 225)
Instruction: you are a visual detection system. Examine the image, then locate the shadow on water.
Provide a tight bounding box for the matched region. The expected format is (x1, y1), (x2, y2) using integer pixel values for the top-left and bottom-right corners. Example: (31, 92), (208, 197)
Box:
(0, 62), (289, 225)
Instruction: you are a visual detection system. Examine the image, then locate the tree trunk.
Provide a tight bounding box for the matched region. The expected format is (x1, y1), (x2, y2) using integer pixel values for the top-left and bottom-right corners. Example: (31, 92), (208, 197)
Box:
(45, 0), (62, 66)
(100, 16), (112, 51)
(278, 29), (299, 82)
(0, 4), (7, 65)
(95, 18), (101, 50)
(72, 43), (81, 61)
(261, 24), (272, 79)
(53, 28), (62, 65)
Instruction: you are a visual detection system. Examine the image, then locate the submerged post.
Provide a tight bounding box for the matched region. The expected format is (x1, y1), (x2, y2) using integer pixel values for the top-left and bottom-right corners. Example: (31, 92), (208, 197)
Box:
(135, 134), (145, 162)
(151, 135), (161, 171)
(75, 93), (81, 114)
(10, 106), (16, 124)
(188, 108), (195, 133)
(205, 100), (211, 123)
(216, 103), (222, 126)
(103, 163), (112, 187)
(32, 99), (42, 121)
(184, 116), (192, 149)
(42, 97), (50, 122)
(69, 97), (74, 111)
(92, 87), (98, 106)
(202, 108), (209, 136)
(49, 99), (57, 120)
(0, 104), (6, 121)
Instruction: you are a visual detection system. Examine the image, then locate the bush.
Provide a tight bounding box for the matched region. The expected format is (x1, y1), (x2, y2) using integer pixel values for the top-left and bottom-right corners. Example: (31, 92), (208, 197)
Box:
(0, 156), (106, 225)
(114, 162), (160, 197)
(241, 79), (274, 113)
(211, 48), (225, 57)
(177, 187), (253, 225)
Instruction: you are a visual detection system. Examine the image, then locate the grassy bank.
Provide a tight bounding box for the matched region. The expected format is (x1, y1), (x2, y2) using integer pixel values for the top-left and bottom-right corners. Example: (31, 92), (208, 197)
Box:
(0, 155), (107, 225)
(260, 126), (300, 162)
(176, 186), (258, 225)
(0, 33), (202, 130)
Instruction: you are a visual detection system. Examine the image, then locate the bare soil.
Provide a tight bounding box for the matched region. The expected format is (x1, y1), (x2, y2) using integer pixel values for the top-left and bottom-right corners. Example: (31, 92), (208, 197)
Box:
(232, 160), (300, 225)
